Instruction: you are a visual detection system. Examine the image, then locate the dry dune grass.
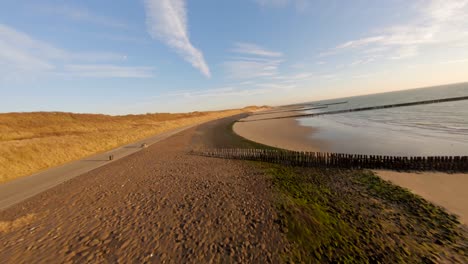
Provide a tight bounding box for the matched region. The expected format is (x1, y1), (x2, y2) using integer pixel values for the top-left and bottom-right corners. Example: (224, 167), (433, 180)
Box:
(0, 107), (265, 184)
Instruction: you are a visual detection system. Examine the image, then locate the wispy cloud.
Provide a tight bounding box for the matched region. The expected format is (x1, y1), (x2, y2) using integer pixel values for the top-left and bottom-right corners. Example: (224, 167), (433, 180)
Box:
(273, 72), (315, 82)
(255, 0), (290, 7)
(202, 88), (270, 98)
(254, 82), (296, 90)
(159, 86), (270, 98)
(225, 42), (325, 86)
(37, 4), (129, 29)
(232, 42), (283, 57)
(0, 24), (153, 79)
(337, 36), (386, 49)
(352, 74), (374, 79)
(320, 0), (468, 61)
(225, 43), (283, 79)
(64, 65), (154, 78)
(143, 0), (211, 77)
(0, 42), (54, 72)
(390, 46), (419, 60)
(439, 58), (468, 64)
(0, 24), (61, 73)
(224, 58), (283, 79)
(254, 0), (309, 10)
(349, 56), (378, 67)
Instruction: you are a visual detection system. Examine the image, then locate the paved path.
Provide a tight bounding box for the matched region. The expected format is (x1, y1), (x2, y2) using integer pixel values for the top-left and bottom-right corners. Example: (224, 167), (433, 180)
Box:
(0, 122), (204, 211)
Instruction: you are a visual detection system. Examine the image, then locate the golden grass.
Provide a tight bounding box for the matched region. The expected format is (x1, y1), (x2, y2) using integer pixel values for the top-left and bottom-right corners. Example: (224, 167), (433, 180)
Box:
(0, 107), (266, 184)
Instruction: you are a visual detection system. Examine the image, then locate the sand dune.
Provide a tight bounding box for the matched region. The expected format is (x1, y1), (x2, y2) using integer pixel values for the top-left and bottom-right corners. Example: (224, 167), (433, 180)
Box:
(0, 107), (265, 183)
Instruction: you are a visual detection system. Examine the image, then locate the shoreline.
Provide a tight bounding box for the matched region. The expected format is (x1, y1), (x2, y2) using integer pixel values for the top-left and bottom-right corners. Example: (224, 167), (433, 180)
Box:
(376, 170), (468, 224)
(233, 110), (324, 152)
(233, 109), (468, 225)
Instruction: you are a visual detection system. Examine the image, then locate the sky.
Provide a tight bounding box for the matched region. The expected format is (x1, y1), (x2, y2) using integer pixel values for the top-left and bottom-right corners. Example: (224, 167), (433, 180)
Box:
(1, 0), (468, 114)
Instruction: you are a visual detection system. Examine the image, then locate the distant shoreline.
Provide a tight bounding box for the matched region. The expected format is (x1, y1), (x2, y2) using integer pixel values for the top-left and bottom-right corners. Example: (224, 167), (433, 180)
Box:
(233, 109), (324, 152)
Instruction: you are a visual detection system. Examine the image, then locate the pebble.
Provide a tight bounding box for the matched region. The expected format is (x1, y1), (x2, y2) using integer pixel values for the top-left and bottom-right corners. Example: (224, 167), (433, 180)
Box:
(89, 239), (100, 246)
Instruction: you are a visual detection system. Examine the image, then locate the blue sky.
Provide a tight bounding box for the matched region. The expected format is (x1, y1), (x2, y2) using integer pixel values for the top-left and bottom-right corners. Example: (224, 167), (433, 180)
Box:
(1, 0), (468, 114)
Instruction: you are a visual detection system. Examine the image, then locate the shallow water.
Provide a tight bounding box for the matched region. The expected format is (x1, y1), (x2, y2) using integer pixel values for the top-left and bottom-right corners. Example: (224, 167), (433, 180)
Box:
(299, 83), (468, 156)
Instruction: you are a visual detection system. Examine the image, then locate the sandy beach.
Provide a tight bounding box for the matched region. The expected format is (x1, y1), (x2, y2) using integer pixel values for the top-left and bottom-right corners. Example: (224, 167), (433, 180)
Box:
(376, 170), (468, 224)
(233, 110), (323, 152)
(234, 109), (468, 225)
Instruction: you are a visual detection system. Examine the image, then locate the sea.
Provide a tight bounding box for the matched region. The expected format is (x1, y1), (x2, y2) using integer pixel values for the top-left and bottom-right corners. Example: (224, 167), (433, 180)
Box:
(298, 82), (468, 156)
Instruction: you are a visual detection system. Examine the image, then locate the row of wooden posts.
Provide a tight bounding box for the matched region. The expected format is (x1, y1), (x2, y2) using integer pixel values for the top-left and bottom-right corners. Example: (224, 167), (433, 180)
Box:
(242, 95), (468, 122)
(190, 148), (468, 172)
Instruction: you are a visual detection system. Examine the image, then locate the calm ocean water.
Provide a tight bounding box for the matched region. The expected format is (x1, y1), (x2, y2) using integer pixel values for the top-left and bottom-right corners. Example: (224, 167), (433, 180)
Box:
(299, 82), (468, 156)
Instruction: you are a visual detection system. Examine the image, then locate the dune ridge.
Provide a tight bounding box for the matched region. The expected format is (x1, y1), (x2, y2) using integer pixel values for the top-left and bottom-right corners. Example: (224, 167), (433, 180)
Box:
(0, 107), (266, 183)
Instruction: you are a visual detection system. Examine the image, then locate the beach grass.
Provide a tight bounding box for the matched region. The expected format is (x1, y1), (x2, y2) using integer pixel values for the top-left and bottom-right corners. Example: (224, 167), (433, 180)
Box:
(223, 120), (467, 262)
(0, 107), (263, 183)
(262, 164), (467, 263)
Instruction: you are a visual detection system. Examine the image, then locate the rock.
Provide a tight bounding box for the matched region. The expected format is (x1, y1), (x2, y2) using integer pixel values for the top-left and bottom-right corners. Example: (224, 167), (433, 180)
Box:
(66, 251), (77, 259)
(176, 233), (184, 242)
(89, 239), (100, 246)
(120, 240), (131, 249)
(99, 232), (110, 241)
(86, 254), (94, 261)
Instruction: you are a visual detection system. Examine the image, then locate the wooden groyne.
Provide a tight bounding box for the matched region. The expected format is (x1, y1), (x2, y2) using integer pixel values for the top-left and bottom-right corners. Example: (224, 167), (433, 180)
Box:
(315, 101), (348, 106)
(252, 106), (327, 116)
(191, 148), (468, 172)
(253, 101), (348, 116)
(242, 95), (468, 122)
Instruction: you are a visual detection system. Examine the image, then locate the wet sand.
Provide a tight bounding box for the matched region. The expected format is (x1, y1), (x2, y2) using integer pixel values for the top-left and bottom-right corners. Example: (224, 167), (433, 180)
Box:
(376, 170), (468, 224)
(233, 110), (323, 152)
(234, 109), (468, 225)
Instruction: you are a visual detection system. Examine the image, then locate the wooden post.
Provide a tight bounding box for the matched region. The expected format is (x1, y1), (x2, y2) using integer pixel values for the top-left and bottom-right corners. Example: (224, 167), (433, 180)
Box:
(189, 149), (467, 173)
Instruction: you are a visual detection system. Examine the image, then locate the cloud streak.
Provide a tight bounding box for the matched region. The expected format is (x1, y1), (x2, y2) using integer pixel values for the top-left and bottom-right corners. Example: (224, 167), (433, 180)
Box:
(0, 24), (154, 79)
(320, 0), (468, 60)
(225, 43), (283, 79)
(64, 65), (154, 78)
(254, 0), (309, 10)
(37, 4), (129, 29)
(224, 58), (283, 79)
(232, 42), (283, 57)
(143, 0), (211, 77)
